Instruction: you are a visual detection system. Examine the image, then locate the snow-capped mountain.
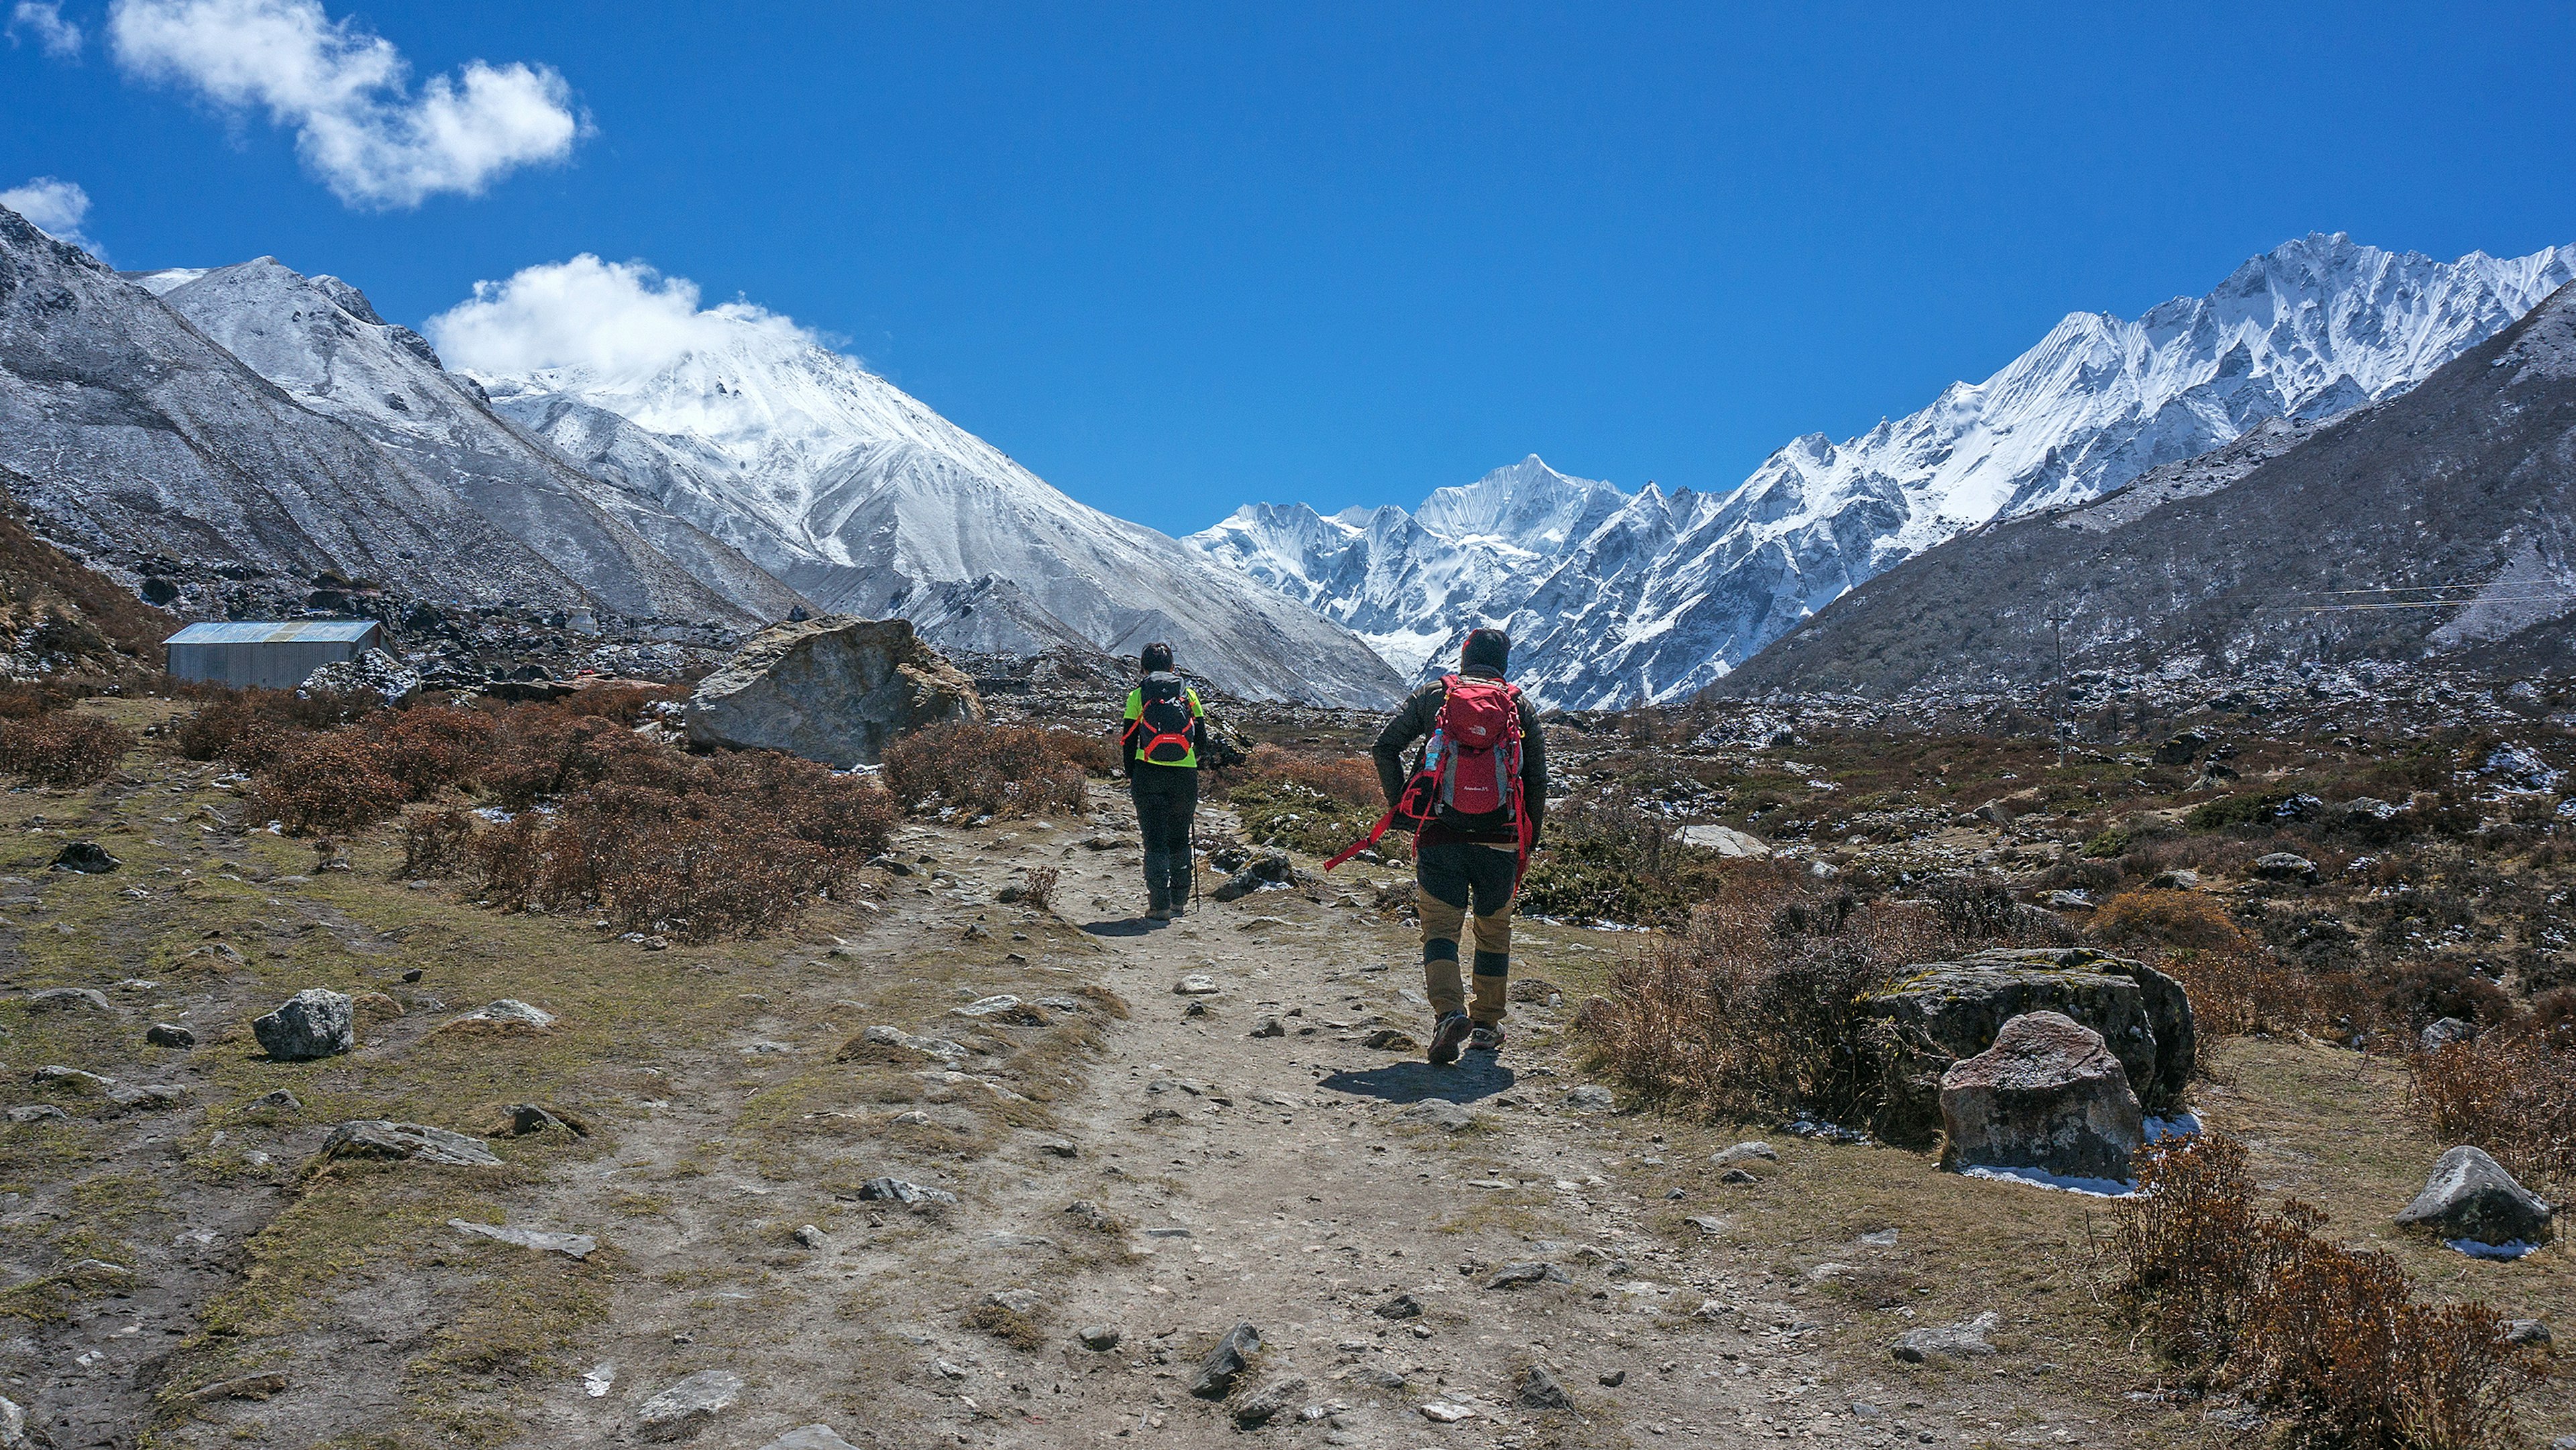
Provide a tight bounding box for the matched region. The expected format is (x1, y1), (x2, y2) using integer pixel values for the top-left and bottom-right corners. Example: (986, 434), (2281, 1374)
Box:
(1195, 234), (2576, 707)
(132, 259), (804, 624)
(0, 207), (733, 622)
(476, 303), (1403, 707)
(1190, 455), (1624, 676)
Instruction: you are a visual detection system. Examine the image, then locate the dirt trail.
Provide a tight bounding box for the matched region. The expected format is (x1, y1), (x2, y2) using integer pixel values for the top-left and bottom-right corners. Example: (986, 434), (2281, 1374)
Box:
(482, 790), (2027, 1450)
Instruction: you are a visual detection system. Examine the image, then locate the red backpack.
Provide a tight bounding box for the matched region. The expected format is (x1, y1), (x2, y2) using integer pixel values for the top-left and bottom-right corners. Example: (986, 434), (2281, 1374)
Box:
(1326, 675), (1534, 881)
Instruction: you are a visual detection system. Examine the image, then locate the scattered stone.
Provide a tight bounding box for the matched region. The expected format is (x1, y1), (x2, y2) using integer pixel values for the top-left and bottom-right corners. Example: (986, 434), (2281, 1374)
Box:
(1485, 1261), (1572, 1290)
(1517, 1364), (1574, 1410)
(1362, 1028), (1419, 1051)
(793, 1224), (826, 1249)
(684, 615), (982, 767)
(951, 994), (1048, 1025)
(145, 1022), (195, 1049)
(1189, 1321), (1263, 1399)
(637, 1369), (745, 1441)
(1234, 1376), (1309, 1429)
(854, 1025), (966, 1063)
(890, 1110), (932, 1127)
(443, 999), (557, 1033)
(49, 841), (118, 874)
(1559, 1084), (1615, 1112)
(2395, 1145), (2554, 1247)
(2046, 890), (2094, 910)
(1393, 1099), (1476, 1131)
(104, 1082), (186, 1114)
(1062, 1200), (1112, 1231)
(857, 1176), (957, 1206)
(488, 1103), (588, 1138)
(1248, 1015), (1285, 1038)
(1180, 1000), (1211, 1019)
(5, 1104), (66, 1123)
(1684, 1216), (1727, 1234)
(1858, 1228), (1900, 1249)
(1362, 1367), (1409, 1389)
(1599, 1369), (1627, 1387)
(983, 1288), (1042, 1316)
(1892, 1311), (1999, 1363)
(1036, 1139), (1079, 1158)
(1375, 1292), (1423, 1320)
(1719, 1168), (1760, 1185)
(252, 988), (356, 1060)
(1692, 1298), (1732, 1319)
(34, 1064), (115, 1094)
(2420, 1017), (2477, 1050)
(0, 1392), (25, 1447)
(2504, 1319), (2551, 1347)
(1674, 823), (1771, 857)
(2150, 868), (2201, 890)
(753, 1428), (861, 1450)
(1712, 1141), (1778, 1166)
(251, 1089), (302, 1113)
(1174, 974), (1221, 996)
(449, 1219), (596, 1259)
(2251, 851), (2320, 883)
(1079, 1324), (1122, 1351)
(317, 1120), (504, 1168)
(181, 1373), (290, 1402)
(302, 648), (421, 705)
(1420, 1402), (1477, 1424)
(1939, 1011), (2143, 1184)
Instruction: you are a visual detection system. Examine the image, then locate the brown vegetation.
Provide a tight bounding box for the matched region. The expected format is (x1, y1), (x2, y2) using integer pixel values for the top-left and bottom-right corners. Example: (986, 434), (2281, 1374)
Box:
(2112, 1132), (2528, 1449)
(880, 720), (1097, 819)
(2408, 1033), (2576, 1193)
(0, 707), (133, 787)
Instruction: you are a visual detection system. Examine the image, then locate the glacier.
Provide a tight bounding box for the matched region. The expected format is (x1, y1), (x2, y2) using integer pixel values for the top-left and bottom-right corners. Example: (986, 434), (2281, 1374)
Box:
(1191, 233), (2576, 707)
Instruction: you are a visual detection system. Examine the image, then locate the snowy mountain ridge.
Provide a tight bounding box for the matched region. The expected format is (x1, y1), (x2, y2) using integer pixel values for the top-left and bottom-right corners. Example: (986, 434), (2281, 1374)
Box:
(1193, 233), (2576, 707)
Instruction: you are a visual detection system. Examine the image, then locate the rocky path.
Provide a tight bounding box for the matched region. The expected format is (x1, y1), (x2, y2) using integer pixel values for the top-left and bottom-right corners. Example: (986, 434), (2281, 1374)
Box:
(480, 791), (2015, 1450)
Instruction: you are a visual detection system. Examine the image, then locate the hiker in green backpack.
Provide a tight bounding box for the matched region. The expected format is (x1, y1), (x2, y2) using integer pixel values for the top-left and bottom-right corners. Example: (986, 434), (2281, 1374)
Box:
(1369, 627), (1548, 1064)
(1120, 641), (1206, 923)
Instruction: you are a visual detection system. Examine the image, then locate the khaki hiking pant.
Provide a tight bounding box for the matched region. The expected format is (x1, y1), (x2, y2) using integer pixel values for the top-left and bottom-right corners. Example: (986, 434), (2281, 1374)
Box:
(1416, 840), (1517, 1025)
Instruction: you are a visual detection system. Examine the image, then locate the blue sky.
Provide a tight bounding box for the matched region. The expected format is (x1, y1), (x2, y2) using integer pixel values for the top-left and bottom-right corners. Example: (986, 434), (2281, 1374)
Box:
(7, 2), (2575, 535)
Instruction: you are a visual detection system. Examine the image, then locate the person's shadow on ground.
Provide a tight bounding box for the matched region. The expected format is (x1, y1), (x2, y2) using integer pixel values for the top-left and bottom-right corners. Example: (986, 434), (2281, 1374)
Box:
(1076, 917), (1161, 938)
(1320, 1056), (1516, 1104)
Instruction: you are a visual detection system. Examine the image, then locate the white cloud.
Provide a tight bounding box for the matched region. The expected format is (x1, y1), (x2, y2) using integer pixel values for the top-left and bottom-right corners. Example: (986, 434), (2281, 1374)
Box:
(426, 255), (818, 380)
(107, 0), (582, 209)
(1, 175), (101, 254)
(8, 1), (84, 56)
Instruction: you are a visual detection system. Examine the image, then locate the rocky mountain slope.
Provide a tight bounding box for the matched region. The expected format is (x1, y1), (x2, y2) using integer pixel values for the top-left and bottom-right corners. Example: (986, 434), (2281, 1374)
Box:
(0, 209), (780, 628)
(1724, 278), (2576, 697)
(0, 470), (178, 675)
(1197, 235), (2576, 707)
(478, 310), (1403, 707)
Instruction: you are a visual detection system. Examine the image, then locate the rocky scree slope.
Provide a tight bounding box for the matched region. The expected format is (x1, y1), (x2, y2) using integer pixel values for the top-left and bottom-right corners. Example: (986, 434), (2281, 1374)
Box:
(1198, 235), (2575, 707)
(1725, 278), (2576, 697)
(0, 209), (778, 628)
(474, 311), (1403, 708)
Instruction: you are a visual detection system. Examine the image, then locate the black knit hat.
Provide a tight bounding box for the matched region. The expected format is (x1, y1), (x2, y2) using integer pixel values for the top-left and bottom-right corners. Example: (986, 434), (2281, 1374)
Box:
(1460, 627), (1509, 674)
(1140, 641), (1175, 674)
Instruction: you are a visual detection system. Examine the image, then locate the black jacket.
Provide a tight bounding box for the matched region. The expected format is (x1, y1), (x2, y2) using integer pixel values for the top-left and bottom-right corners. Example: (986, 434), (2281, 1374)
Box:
(1371, 668), (1548, 846)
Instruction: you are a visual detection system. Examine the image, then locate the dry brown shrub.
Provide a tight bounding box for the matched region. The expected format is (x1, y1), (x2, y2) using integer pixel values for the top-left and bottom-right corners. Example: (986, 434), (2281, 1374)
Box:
(174, 686), (377, 763)
(246, 732), (408, 835)
(0, 711), (133, 787)
(370, 707), (498, 797)
(2408, 1035), (2576, 1192)
(1240, 743), (1382, 806)
(2114, 1132), (2528, 1449)
(1580, 868), (1975, 1124)
(2094, 888), (2245, 949)
(880, 720), (1089, 818)
(399, 807), (478, 878)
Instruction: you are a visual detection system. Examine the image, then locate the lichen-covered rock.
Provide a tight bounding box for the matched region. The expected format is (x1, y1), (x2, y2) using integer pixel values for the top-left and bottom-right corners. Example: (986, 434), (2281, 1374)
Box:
(1939, 1012), (2143, 1183)
(252, 988), (355, 1061)
(301, 647), (420, 705)
(316, 1119), (503, 1168)
(1860, 947), (2190, 1144)
(685, 615), (981, 767)
(2395, 1145), (2555, 1247)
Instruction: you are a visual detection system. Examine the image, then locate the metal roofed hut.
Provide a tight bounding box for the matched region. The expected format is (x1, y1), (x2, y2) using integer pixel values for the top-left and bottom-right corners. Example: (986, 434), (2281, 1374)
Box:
(164, 621), (385, 690)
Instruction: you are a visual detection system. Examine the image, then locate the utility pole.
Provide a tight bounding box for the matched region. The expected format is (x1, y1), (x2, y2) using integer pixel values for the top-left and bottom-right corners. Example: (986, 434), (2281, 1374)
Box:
(2047, 614), (2070, 766)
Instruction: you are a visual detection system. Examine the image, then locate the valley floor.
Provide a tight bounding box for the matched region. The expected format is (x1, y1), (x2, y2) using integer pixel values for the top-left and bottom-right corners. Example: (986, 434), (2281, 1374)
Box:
(1, 701), (2567, 1449)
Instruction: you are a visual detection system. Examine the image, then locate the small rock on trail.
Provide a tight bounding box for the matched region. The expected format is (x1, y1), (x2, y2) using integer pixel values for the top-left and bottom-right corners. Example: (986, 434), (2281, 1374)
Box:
(1892, 1311), (2000, 1363)
(1232, 1376), (1307, 1429)
(253, 988), (356, 1061)
(1518, 1363), (1574, 1409)
(1188, 1322), (1262, 1398)
(636, 1369), (744, 1441)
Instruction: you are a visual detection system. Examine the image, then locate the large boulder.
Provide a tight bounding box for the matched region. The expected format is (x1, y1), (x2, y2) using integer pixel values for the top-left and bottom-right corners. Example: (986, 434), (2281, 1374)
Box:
(2395, 1145), (2555, 1247)
(1860, 947), (2191, 1144)
(252, 988), (355, 1061)
(686, 615), (983, 768)
(1939, 1011), (2143, 1183)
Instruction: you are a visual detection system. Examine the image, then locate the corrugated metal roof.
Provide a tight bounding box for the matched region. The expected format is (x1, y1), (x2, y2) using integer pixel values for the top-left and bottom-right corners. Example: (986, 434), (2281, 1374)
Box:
(164, 621), (381, 645)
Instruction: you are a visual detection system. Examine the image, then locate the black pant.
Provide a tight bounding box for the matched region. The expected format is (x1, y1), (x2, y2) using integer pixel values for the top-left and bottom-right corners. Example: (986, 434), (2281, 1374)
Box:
(1131, 772), (1198, 907)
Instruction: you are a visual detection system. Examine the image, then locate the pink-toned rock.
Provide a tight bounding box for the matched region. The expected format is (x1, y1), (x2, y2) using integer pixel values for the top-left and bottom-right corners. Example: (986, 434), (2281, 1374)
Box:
(1939, 1011), (2142, 1183)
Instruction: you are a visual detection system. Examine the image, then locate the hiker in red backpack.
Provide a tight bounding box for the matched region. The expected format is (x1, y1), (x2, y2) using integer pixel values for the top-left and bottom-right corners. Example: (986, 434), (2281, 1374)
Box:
(1120, 641), (1207, 923)
(1368, 627), (1548, 1065)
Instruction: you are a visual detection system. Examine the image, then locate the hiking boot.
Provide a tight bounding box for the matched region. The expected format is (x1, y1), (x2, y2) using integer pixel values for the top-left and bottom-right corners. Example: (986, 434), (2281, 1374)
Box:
(1426, 1012), (1472, 1066)
(1468, 1024), (1507, 1055)
(1144, 905), (1171, 922)
(1165, 901), (1187, 921)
